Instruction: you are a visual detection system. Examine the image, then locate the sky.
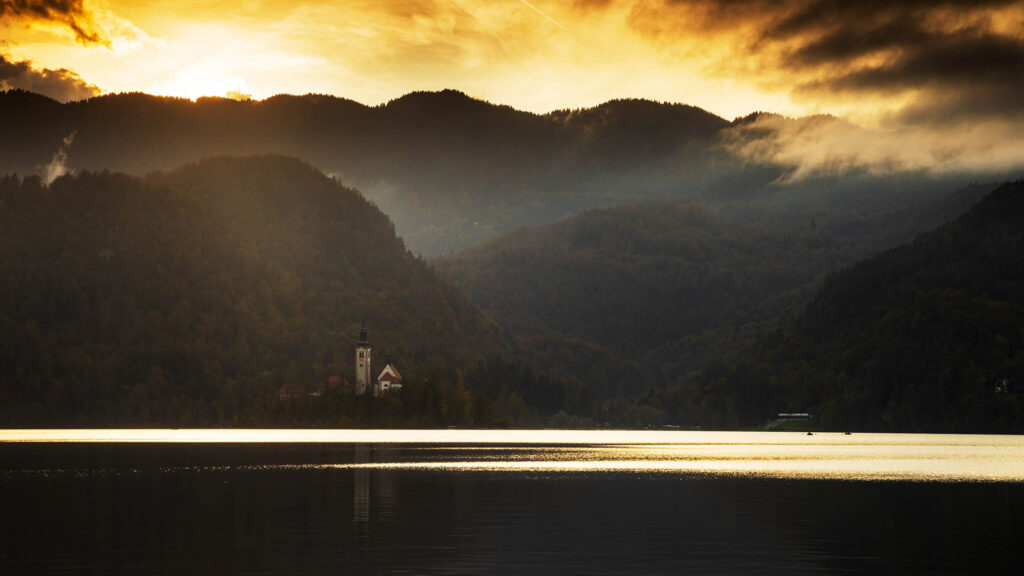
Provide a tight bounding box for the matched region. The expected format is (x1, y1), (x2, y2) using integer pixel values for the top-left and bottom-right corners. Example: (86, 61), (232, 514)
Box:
(3, 1), (1024, 176)
(1, 1), (1020, 121)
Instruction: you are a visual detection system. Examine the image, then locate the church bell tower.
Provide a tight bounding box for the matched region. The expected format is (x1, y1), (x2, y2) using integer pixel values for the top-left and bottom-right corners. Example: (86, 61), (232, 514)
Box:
(354, 320), (372, 395)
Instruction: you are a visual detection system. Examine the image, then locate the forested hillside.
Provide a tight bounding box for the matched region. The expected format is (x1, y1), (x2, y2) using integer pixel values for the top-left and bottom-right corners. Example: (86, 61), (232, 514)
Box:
(2, 89), (1018, 432)
(0, 89), (985, 256)
(0, 90), (733, 255)
(436, 202), (863, 385)
(679, 181), (1024, 432)
(1, 156), (1019, 431)
(0, 156), (508, 426)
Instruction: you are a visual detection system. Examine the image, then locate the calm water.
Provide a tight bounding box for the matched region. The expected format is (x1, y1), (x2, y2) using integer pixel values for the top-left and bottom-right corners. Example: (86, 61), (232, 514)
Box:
(2, 430), (1022, 574)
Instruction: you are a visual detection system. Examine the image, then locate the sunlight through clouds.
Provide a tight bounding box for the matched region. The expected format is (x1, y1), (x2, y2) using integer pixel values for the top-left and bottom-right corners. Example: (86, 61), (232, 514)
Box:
(5, 0), (1024, 130)
(140, 23), (325, 100)
(4, 0), (794, 116)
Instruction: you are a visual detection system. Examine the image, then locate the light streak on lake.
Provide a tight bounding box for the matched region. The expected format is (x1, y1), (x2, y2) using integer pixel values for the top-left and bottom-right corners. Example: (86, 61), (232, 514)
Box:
(3, 429), (1023, 482)
(3, 430), (1023, 575)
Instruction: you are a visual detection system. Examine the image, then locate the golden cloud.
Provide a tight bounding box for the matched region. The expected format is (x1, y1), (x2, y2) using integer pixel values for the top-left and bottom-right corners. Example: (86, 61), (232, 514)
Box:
(0, 0), (107, 44)
(0, 53), (99, 100)
(623, 0), (1024, 126)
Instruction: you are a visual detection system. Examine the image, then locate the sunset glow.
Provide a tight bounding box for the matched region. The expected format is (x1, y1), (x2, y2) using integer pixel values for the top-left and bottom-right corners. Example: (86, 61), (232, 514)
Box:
(4, 0), (1020, 126)
(4, 4), (1024, 575)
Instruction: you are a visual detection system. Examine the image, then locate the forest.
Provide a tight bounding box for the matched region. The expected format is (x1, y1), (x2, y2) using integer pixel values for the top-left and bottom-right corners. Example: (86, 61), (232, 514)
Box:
(0, 156), (517, 426)
(0, 157), (1021, 431)
(655, 182), (1024, 432)
(1, 88), (1022, 432)
(436, 202), (860, 378)
(0, 89), (999, 257)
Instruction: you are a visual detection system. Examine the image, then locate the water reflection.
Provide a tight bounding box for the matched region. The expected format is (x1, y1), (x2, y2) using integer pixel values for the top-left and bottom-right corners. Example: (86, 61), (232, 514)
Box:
(329, 440), (1024, 481)
(351, 444), (399, 554)
(2, 436), (1023, 575)
(3, 430), (1024, 482)
(6, 428), (1020, 445)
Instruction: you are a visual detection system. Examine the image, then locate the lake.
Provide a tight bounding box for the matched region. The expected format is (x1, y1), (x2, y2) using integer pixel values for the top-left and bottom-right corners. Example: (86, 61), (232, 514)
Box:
(2, 430), (1022, 574)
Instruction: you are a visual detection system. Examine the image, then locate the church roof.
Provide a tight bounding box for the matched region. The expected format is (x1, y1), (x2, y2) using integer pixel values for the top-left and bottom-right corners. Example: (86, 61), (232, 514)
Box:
(378, 363), (402, 383)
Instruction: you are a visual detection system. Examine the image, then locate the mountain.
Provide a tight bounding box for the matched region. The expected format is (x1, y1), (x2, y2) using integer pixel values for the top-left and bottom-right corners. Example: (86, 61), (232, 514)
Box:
(0, 90), (734, 255)
(688, 181), (1024, 432)
(435, 201), (865, 390)
(0, 155), (507, 426)
(0, 89), (981, 257)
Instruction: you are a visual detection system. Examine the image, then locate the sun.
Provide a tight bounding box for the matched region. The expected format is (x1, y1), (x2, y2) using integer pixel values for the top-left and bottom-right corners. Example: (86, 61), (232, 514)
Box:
(148, 59), (252, 101)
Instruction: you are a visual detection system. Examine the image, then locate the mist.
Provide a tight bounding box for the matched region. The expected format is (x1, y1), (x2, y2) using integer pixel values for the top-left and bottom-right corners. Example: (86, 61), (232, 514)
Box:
(43, 132), (75, 185)
(722, 114), (1024, 183)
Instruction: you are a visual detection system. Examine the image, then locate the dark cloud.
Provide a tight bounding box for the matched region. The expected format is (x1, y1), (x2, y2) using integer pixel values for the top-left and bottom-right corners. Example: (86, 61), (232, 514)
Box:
(0, 0), (107, 44)
(791, 15), (1024, 123)
(629, 0), (1024, 126)
(785, 17), (934, 67)
(0, 54), (100, 101)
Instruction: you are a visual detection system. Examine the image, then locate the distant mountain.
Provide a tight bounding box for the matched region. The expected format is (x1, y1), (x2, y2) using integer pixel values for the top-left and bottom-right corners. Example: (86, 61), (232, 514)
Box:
(692, 181), (1024, 432)
(435, 201), (864, 391)
(0, 90), (737, 255)
(0, 156), (506, 426)
(1, 89), (980, 257)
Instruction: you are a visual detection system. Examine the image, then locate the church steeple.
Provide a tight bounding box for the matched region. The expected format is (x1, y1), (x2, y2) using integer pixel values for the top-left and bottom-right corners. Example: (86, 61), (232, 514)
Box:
(354, 320), (372, 395)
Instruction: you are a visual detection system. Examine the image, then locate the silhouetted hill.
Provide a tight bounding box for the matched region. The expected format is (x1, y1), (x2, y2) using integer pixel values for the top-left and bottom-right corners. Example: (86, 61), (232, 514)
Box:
(435, 202), (863, 388)
(694, 181), (1024, 432)
(551, 99), (729, 166)
(0, 156), (507, 426)
(2, 89), (735, 255)
(7, 88), (935, 256)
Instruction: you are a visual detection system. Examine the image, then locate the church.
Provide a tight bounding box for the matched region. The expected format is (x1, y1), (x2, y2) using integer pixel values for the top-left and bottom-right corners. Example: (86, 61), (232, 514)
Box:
(353, 321), (403, 397)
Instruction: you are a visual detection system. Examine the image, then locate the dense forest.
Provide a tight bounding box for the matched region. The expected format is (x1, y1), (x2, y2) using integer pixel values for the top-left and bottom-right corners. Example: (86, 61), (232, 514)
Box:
(0, 89), (994, 256)
(2, 88), (1021, 432)
(656, 182), (1024, 432)
(436, 203), (861, 379)
(0, 156), (523, 426)
(1, 158), (1021, 431)
(0, 90), (729, 255)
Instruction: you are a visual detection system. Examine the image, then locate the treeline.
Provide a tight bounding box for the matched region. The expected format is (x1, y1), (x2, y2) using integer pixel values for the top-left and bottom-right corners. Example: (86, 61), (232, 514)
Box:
(436, 202), (864, 384)
(0, 90), (734, 255)
(249, 356), (653, 429)
(0, 156), (516, 426)
(0, 155), (695, 428)
(657, 182), (1024, 432)
(1, 89), (982, 257)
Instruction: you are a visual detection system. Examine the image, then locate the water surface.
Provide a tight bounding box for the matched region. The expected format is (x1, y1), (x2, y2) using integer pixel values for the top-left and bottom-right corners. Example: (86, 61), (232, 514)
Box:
(3, 429), (1023, 481)
(2, 430), (1021, 574)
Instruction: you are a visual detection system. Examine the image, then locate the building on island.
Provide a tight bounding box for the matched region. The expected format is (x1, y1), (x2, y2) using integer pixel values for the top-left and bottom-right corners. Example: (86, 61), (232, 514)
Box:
(376, 356), (403, 395)
(354, 321), (401, 397)
(354, 321), (372, 395)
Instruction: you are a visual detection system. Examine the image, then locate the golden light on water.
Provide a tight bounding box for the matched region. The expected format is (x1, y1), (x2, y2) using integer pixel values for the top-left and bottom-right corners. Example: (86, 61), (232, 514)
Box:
(4, 430), (1024, 482)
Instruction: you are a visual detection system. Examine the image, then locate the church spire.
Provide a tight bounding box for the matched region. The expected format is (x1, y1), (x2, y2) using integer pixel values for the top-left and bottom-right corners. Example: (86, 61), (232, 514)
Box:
(358, 319), (369, 347)
(354, 319), (372, 395)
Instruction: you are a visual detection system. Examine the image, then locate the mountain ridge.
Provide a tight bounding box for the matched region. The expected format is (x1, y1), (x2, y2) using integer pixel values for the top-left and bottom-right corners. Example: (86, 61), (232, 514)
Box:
(4, 87), (977, 257)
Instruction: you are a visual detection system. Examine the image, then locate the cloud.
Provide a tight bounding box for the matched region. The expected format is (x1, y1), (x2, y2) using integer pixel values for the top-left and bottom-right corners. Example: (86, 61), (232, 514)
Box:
(723, 112), (1024, 181)
(0, 0), (108, 45)
(0, 54), (100, 101)
(612, 0), (1024, 177)
(624, 0), (1024, 127)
